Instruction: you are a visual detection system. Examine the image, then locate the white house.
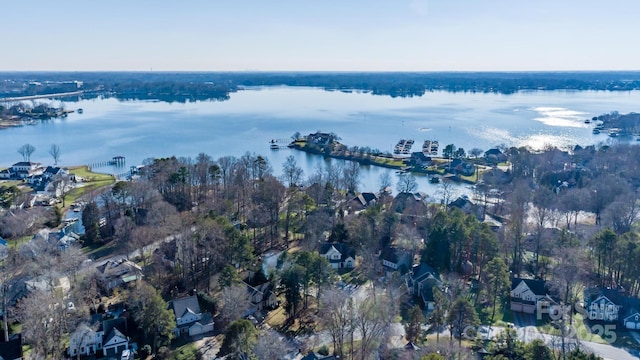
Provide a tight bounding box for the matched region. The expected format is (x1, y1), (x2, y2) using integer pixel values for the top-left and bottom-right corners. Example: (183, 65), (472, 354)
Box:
(169, 295), (214, 337)
(624, 311), (640, 330)
(584, 288), (624, 322)
(246, 281), (277, 313)
(320, 243), (355, 269)
(10, 162), (43, 179)
(588, 295), (620, 322)
(68, 316), (129, 358)
(510, 278), (552, 315)
(102, 318), (129, 357)
(380, 246), (411, 276)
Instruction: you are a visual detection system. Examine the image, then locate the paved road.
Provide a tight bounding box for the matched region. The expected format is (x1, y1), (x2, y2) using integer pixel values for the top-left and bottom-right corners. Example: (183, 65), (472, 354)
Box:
(517, 325), (639, 360)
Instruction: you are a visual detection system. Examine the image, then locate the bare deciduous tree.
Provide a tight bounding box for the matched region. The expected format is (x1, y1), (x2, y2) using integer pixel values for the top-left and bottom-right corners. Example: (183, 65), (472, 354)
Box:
(253, 330), (294, 359)
(17, 143), (36, 162)
(319, 289), (354, 358)
(49, 144), (62, 165)
(218, 284), (249, 329)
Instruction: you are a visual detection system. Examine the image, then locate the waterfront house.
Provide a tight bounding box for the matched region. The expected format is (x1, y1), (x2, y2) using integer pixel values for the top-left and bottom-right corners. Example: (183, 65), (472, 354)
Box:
(484, 148), (507, 164)
(510, 278), (554, 314)
(320, 243), (356, 269)
(406, 263), (442, 311)
(307, 132), (333, 146)
(0, 168), (11, 179)
(409, 152), (432, 168)
(168, 295), (214, 337)
(10, 162), (43, 179)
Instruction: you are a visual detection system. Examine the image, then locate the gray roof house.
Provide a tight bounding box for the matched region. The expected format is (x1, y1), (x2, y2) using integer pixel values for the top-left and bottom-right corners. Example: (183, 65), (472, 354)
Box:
(168, 295), (214, 337)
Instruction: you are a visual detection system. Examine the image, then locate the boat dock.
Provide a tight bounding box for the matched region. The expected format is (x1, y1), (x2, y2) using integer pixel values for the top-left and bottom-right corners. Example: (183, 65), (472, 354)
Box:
(393, 139), (414, 155)
(422, 140), (439, 156)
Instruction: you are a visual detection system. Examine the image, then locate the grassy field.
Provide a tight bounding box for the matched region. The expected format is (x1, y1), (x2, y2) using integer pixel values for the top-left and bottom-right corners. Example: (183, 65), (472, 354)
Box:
(172, 342), (199, 360)
(64, 166), (115, 208)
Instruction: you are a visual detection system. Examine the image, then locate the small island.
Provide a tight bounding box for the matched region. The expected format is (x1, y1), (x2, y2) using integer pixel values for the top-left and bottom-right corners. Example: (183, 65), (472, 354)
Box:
(0, 102), (71, 129)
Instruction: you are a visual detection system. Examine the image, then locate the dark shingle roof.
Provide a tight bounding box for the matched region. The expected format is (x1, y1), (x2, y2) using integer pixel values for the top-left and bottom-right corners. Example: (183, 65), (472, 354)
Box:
(511, 278), (548, 296)
(169, 295), (201, 320)
(102, 317), (127, 342)
(319, 243), (355, 262)
(584, 287), (625, 305)
(410, 263), (439, 283)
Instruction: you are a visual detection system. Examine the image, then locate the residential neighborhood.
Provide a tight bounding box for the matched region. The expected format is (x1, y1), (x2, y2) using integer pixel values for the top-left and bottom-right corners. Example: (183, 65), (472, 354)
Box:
(2, 132), (640, 360)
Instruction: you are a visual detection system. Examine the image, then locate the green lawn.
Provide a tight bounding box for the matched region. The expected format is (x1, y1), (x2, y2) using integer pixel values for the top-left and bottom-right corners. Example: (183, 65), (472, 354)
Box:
(68, 165), (115, 182)
(64, 166), (115, 209)
(172, 342), (199, 360)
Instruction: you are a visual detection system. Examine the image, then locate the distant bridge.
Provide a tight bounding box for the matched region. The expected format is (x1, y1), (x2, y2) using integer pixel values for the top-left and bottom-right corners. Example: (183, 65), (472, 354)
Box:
(0, 90), (84, 103)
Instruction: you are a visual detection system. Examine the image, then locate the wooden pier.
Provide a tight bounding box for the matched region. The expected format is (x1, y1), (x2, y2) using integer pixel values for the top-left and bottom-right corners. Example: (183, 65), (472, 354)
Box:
(87, 156), (126, 171)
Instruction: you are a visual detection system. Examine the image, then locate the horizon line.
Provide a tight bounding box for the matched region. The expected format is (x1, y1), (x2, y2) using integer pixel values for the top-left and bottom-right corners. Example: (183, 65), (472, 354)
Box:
(2, 69), (640, 74)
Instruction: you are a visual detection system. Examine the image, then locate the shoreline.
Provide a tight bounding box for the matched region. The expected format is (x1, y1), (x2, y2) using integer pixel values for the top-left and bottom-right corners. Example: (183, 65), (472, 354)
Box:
(288, 140), (480, 185)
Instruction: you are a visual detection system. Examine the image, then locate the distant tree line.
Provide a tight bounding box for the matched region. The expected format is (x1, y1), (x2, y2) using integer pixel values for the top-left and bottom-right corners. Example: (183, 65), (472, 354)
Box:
(4, 71), (640, 102)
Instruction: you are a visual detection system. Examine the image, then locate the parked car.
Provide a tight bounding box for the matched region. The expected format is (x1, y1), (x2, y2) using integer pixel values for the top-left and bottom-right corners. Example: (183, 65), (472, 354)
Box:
(121, 349), (131, 360)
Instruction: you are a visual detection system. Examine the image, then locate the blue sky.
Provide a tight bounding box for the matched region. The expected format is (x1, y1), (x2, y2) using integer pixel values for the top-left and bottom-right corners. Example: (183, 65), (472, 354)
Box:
(2, 0), (638, 71)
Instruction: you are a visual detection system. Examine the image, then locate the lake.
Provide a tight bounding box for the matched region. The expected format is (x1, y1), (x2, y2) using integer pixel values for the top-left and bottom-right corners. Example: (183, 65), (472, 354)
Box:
(2, 87), (640, 199)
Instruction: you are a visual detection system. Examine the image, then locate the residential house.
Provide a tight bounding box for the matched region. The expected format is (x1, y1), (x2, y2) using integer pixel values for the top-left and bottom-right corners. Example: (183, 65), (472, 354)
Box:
(406, 263), (442, 311)
(409, 152), (432, 168)
(320, 243), (356, 270)
(510, 278), (554, 315)
(96, 259), (143, 291)
(10, 162), (43, 179)
(484, 148), (507, 164)
(25, 276), (70, 294)
(306, 132), (333, 146)
(246, 281), (277, 314)
(0, 169), (11, 180)
(583, 288), (640, 329)
(448, 158), (476, 176)
(380, 246), (411, 275)
(583, 287), (624, 322)
(68, 315), (103, 358)
(0, 334), (23, 360)
(623, 301), (640, 330)
(42, 166), (66, 180)
(349, 192), (378, 211)
(448, 195), (484, 221)
(168, 295), (214, 337)
(622, 308), (640, 330)
(391, 191), (428, 215)
(102, 318), (129, 357)
(68, 315), (130, 358)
